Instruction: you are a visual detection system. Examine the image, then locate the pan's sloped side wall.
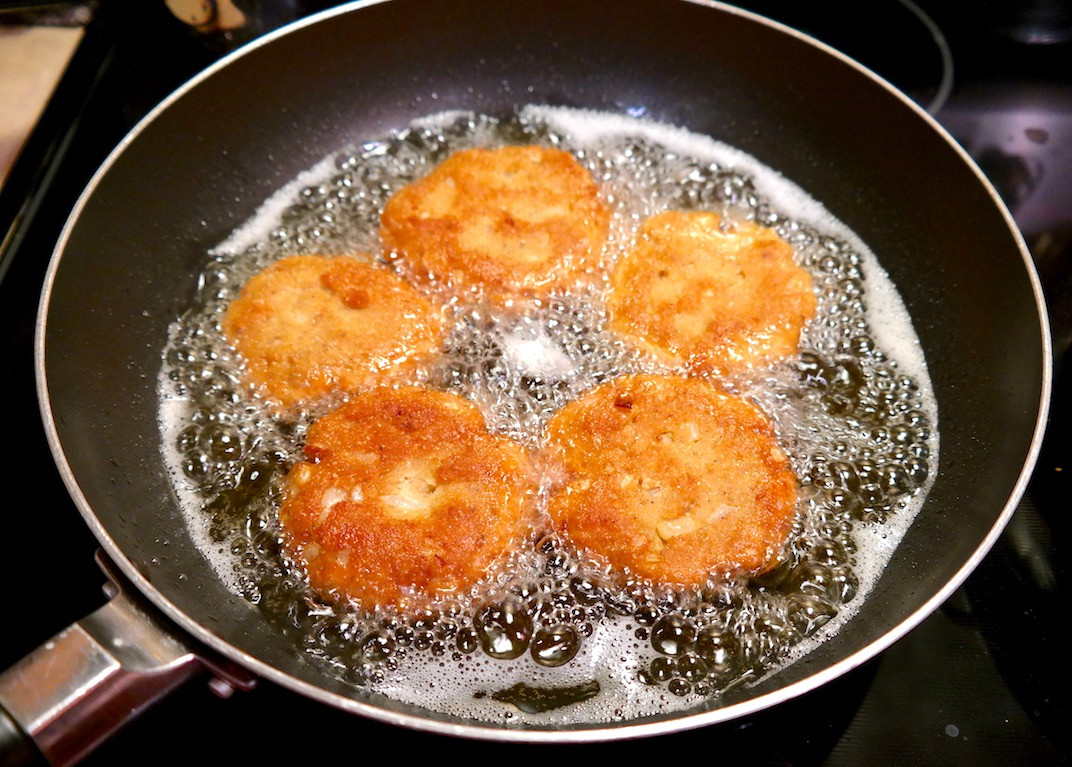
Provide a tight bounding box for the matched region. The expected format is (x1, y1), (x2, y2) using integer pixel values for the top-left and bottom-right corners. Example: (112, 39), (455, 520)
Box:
(41, 0), (1045, 731)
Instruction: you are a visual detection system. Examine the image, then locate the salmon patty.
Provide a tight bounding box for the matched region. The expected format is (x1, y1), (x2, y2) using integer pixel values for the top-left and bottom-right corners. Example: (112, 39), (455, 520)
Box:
(545, 374), (798, 585)
(380, 145), (610, 304)
(222, 255), (444, 410)
(608, 211), (816, 375)
(279, 386), (534, 607)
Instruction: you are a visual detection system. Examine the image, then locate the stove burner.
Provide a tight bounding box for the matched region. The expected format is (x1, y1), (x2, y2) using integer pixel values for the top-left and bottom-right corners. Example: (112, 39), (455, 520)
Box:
(738, 0), (954, 114)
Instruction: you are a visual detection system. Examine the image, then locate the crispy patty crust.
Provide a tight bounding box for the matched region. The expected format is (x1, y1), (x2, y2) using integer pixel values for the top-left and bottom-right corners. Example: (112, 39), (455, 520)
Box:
(380, 145), (610, 303)
(279, 386), (534, 607)
(545, 374), (798, 584)
(222, 255), (443, 410)
(608, 211), (816, 375)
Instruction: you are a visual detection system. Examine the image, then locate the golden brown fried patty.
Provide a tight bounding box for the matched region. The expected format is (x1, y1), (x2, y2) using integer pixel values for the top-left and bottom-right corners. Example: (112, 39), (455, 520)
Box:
(545, 374), (798, 584)
(222, 255), (443, 410)
(279, 386), (534, 607)
(608, 211), (816, 375)
(380, 145), (610, 303)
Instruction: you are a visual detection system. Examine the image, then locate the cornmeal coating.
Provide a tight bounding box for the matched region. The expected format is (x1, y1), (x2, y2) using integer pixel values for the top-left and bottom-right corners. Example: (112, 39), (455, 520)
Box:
(222, 255), (443, 410)
(545, 375), (798, 584)
(279, 386), (534, 607)
(380, 145), (610, 303)
(608, 211), (816, 375)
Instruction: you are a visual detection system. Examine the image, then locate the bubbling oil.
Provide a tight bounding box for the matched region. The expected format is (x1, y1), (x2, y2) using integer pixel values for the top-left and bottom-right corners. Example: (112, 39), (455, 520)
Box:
(158, 106), (937, 724)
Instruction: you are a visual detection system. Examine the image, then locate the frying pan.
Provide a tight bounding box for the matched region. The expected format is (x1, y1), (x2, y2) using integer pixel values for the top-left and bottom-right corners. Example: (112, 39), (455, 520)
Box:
(0, 0), (1050, 761)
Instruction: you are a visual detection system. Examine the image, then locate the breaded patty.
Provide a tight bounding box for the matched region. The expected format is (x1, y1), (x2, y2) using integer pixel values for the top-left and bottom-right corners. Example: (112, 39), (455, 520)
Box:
(545, 374), (798, 584)
(608, 211), (816, 375)
(222, 255), (443, 410)
(380, 145), (610, 303)
(279, 386), (534, 607)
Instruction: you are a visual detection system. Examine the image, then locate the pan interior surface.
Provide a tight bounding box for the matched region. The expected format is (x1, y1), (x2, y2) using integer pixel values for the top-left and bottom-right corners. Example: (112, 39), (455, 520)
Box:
(37, 0), (1048, 739)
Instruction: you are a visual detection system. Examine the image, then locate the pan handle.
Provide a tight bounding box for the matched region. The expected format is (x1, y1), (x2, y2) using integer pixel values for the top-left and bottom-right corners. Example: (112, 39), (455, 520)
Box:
(0, 588), (226, 766)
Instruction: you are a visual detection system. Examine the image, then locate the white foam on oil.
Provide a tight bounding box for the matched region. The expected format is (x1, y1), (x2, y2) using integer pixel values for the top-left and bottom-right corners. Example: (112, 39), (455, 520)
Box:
(159, 105), (940, 726)
(500, 324), (575, 380)
(525, 106), (834, 230)
(372, 616), (685, 723)
(212, 153), (341, 256)
(157, 357), (242, 592)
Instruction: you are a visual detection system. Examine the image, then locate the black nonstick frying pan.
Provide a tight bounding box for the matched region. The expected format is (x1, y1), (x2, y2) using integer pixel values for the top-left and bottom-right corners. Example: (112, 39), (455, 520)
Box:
(0, 0), (1050, 762)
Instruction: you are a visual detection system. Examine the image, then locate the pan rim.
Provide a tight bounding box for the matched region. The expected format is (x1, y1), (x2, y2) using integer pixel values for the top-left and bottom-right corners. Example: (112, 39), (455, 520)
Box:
(33, 0), (1053, 742)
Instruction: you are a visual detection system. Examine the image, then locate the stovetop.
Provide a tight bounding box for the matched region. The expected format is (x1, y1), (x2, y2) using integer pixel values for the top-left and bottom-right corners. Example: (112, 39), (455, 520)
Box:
(0, 1), (1068, 763)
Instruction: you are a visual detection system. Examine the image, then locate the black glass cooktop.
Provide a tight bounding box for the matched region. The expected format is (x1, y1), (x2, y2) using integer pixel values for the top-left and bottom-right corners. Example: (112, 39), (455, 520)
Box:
(0, 1), (1067, 763)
